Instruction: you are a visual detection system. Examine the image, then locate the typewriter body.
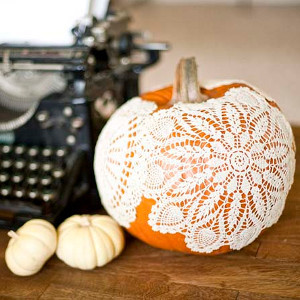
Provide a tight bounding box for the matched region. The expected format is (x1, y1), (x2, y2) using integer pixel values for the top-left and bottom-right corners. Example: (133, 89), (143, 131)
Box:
(0, 2), (168, 228)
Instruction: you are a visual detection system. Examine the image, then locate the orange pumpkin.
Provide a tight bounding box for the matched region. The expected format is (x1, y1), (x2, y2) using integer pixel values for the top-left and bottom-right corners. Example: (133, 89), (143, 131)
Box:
(94, 58), (295, 255)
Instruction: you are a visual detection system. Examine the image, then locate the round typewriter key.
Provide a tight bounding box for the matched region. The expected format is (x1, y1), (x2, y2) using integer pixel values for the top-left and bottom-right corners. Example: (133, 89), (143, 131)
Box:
(15, 145), (26, 155)
(1, 159), (13, 169)
(28, 147), (39, 157)
(66, 135), (76, 146)
(42, 162), (53, 172)
(15, 159), (26, 170)
(52, 168), (65, 179)
(28, 161), (40, 171)
(63, 106), (73, 117)
(41, 189), (56, 202)
(42, 148), (53, 157)
(56, 148), (67, 157)
(1, 145), (12, 154)
(0, 185), (11, 197)
(14, 187), (26, 198)
(28, 189), (39, 200)
(71, 117), (84, 129)
(12, 173), (24, 183)
(0, 172), (9, 182)
(36, 110), (49, 122)
(27, 175), (38, 185)
(40, 175), (52, 186)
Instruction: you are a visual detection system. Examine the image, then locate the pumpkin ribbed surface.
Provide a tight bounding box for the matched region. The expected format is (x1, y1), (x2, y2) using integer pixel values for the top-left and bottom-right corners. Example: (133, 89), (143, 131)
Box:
(95, 57), (295, 255)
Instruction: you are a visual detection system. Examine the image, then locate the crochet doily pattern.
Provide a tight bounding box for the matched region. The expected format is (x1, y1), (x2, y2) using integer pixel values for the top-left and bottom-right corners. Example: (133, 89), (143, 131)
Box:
(95, 87), (295, 253)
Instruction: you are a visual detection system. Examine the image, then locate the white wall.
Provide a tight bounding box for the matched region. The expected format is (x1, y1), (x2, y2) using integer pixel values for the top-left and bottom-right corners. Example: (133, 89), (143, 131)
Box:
(129, 3), (300, 125)
(152, 0), (300, 5)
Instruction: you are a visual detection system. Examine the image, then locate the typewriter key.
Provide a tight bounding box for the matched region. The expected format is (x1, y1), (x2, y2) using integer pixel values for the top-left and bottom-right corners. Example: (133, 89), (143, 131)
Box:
(63, 106), (73, 117)
(15, 145), (26, 155)
(71, 117), (84, 129)
(1, 145), (12, 154)
(28, 189), (39, 200)
(66, 135), (76, 146)
(42, 148), (53, 157)
(52, 168), (65, 179)
(40, 175), (52, 186)
(15, 159), (26, 170)
(27, 175), (38, 185)
(12, 173), (24, 183)
(0, 185), (12, 197)
(28, 147), (39, 157)
(0, 172), (9, 182)
(1, 159), (13, 169)
(56, 148), (67, 157)
(28, 161), (40, 171)
(36, 110), (49, 122)
(14, 188), (26, 198)
(42, 162), (53, 172)
(41, 189), (56, 202)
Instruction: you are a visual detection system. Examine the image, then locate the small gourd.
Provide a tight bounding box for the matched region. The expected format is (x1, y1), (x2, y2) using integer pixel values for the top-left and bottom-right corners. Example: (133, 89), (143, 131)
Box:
(5, 219), (57, 276)
(56, 214), (125, 270)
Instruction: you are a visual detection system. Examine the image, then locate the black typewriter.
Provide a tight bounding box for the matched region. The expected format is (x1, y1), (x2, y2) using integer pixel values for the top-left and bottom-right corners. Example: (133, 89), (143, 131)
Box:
(0, 5), (168, 229)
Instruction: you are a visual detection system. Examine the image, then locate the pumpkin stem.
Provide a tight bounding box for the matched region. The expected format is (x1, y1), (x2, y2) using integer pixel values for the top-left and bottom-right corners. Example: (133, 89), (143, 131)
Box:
(8, 230), (19, 239)
(80, 216), (91, 227)
(172, 57), (207, 104)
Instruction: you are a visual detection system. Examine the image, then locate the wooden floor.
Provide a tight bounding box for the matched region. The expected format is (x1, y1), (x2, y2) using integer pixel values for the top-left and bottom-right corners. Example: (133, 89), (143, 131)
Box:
(0, 129), (300, 299)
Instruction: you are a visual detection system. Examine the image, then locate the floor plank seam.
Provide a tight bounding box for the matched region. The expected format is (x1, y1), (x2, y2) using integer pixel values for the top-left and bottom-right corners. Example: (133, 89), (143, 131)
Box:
(37, 280), (53, 300)
(255, 241), (262, 258)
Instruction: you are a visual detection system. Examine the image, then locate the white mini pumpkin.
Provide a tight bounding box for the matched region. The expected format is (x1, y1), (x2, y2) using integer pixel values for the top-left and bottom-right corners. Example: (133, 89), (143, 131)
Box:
(5, 219), (57, 276)
(56, 214), (125, 270)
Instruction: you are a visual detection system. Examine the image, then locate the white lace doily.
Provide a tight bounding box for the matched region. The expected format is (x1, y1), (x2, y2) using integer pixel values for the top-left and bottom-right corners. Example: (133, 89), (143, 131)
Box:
(94, 86), (295, 253)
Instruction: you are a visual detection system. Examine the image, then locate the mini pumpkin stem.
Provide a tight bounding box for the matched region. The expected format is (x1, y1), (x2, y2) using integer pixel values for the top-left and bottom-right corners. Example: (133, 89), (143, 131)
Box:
(8, 230), (19, 239)
(172, 57), (207, 104)
(80, 216), (91, 227)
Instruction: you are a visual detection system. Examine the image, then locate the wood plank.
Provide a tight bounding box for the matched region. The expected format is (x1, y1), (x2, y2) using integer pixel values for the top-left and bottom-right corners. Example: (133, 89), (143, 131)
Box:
(256, 242), (300, 263)
(255, 217), (300, 245)
(40, 278), (238, 300)
(237, 291), (297, 300)
(34, 239), (300, 299)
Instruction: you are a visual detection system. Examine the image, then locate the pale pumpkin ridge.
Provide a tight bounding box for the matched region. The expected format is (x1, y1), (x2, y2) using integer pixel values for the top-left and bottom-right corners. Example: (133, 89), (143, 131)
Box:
(6, 249), (35, 275)
(57, 228), (77, 268)
(81, 226), (97, 270)
(26, 219), (55, 231)
(79, 225), (97, 269)
(87, 226), (100, 267)
(57, 224), (79, 241)
(58, 219), (83, 231)
(93, 221), (122, 256)
(70, 227), (82, 269)
(9, 238), (42, 272)
(16, 231), (53, 254)
(92, 225), (115, 260)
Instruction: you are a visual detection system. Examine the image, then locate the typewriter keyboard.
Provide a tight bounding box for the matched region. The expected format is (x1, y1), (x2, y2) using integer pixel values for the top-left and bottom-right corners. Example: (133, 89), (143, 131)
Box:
(0, 144), (84, 228)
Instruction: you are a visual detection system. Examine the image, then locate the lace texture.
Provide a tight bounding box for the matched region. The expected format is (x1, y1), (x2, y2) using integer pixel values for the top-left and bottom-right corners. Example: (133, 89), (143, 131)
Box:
(94, 87), (295, 253)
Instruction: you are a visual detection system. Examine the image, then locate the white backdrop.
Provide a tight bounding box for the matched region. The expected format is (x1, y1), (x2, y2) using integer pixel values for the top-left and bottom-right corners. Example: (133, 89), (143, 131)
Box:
(0, 0), (109, 45)
(152, 0), (300, 4)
